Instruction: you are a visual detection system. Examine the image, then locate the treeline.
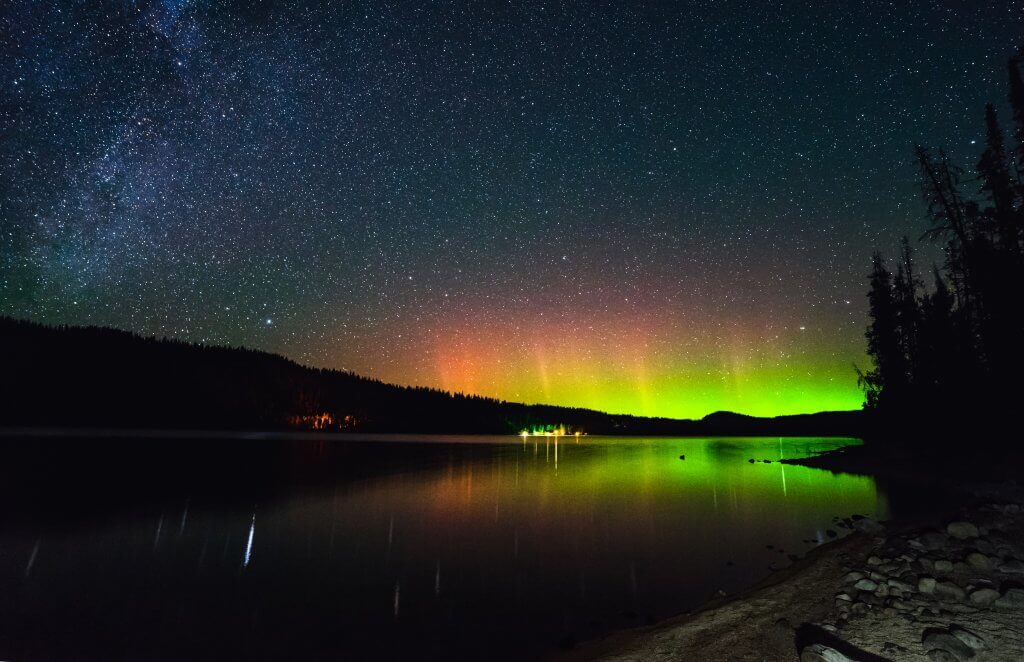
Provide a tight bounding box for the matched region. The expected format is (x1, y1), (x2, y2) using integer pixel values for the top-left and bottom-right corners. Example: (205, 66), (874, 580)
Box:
(0, 316), (862, 436)
(862, 51), (1024, 429)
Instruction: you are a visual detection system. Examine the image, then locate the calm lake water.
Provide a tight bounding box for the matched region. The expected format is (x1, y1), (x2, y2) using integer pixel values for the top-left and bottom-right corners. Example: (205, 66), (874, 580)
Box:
(0, 433), (885, 660)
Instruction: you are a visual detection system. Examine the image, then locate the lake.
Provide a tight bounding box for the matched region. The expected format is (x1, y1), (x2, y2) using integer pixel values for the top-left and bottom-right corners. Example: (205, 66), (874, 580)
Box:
(0, 433), (885, 660)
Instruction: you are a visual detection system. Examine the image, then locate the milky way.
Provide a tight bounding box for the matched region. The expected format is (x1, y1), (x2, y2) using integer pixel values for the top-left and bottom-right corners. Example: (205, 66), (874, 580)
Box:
(2, 1), (1021, 417)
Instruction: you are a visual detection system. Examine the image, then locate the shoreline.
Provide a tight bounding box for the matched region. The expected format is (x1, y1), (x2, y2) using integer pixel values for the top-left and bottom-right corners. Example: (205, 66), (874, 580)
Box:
(564, 444), (1024, 661)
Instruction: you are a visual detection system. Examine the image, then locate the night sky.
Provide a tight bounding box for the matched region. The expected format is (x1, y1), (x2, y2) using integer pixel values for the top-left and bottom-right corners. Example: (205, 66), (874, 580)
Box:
(2, 1), (1021, 418)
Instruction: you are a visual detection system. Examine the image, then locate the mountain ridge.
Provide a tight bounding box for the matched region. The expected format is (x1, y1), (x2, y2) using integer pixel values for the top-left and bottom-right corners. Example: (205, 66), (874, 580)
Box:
(0, 316), (864, 436)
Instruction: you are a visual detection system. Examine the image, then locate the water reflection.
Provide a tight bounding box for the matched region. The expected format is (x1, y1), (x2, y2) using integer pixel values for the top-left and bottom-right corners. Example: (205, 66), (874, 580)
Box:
(0, 435), (883, 661)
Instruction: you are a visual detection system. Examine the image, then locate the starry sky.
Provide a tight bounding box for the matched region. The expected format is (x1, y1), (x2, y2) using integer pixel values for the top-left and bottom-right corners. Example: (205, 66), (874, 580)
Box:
(2, 1), (1021, 418)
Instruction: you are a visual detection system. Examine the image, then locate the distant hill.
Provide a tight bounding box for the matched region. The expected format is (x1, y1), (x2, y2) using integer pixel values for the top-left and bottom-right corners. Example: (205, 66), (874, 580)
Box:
(0, 317), (864, 436)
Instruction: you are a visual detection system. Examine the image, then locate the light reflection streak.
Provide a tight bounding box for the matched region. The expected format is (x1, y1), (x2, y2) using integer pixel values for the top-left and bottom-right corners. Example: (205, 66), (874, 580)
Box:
(243, 514), (255, 567)
(25, 538), (40, 577)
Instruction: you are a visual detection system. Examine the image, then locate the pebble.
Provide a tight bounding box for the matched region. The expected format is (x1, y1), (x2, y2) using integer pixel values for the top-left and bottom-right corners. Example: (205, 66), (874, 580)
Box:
(934, 559), (953, 573)
(998, 558), (1024, 574)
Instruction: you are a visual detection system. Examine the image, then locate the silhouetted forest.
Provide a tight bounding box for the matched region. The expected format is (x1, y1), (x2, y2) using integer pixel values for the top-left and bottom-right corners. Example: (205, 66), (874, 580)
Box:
(0, 316), (861, 436)
(861, 50), (1024, 434)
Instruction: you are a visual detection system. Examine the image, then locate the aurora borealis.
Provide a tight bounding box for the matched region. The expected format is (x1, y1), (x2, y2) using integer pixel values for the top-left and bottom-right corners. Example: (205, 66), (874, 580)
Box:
(2, 1), (1021, 418)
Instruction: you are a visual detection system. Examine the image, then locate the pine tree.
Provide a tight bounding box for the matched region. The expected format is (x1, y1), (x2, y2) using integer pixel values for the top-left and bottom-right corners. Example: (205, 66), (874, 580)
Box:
(894, 237), (921, 382)
(977, 104), (1018, 252)
(862, 253), (906, 411)
(917, 268), (957, 398)
(1008, 56), (1024, 183)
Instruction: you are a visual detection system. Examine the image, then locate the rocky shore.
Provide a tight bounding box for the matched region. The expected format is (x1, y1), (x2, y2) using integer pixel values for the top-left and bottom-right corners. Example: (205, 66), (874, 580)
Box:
(809, 493), (1024, 661)
(567, 455), (1024, 661)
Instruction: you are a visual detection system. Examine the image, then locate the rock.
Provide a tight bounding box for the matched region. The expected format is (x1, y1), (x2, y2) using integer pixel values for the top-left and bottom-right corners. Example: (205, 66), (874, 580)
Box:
(934, 581), (966, 602)
(922, 631), (973, 660)
(998, 558), (1024, 574)
(858, 592), (879, 606)
(946, 521), (979, 540)
(968, 587), (999, 607)
(899, 570), (920, 584)
(965, 552), (991, 572)
(853, 578), (878, 592)
(925, 651), (959, 662)
(842, 571), (864, 583)
(949, 626), (986, 650)
(918, 577), (937, 594)
(867, 555), (883, 566)
(994, 587), (1024, 609)
(826, 529), (837, 538)
(852, 518), (885, 535)
(835, 592), (852, 602)
(952, 561), (971, 575)
(934, 559), (954, 573)
(973, 539), (995, 555)
(919, 531), (949, 550)
(678, 454), (685, 460)
(748, 458), (755, 463)
(887, 578), (915, 592)
(800, 643), (854, 662)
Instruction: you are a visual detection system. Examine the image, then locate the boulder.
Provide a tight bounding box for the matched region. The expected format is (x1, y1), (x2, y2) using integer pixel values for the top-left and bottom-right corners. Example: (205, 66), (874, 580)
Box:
(922, 631), (973, 661)
(853, 578), (878, 592)
(919, 531), (949, 550)
(918, 577), (937, 594)
(950, 625), (986, 650)
(934, 581), (966, 602)
(852, 518), (885, 535)
(965, 552), (991, 572)
(887, 578), (915, 593)
(994, 587), (1024, 610)
(946, 521), (979, 540)
(800, 643), (854, 662)
(968, 587), (999, 607)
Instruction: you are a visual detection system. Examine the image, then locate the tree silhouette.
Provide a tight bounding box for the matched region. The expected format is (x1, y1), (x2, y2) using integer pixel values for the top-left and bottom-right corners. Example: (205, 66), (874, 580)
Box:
(864, 51), (1024, 430)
